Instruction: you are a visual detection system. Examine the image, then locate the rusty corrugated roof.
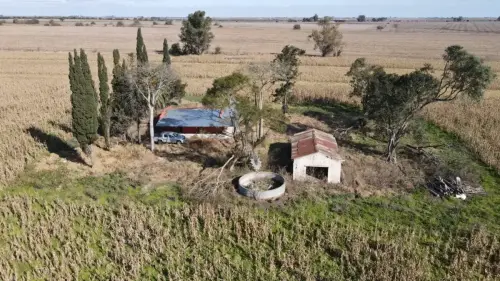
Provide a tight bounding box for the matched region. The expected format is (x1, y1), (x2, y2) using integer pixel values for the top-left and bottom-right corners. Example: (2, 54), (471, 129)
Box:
(290, 129), (341, 160)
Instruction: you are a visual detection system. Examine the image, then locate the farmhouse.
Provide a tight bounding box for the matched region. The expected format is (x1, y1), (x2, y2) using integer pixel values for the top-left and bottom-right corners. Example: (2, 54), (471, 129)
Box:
(155, 105), (235, 138)
(291, 129), (343, 184)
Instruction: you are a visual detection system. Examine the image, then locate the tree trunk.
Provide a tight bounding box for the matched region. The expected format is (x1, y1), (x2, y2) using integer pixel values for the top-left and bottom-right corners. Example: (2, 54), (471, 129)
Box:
(136, 119), (141, 144)
(258, 92), (264, 139)
(149, 105), (155, 152)
(386, 132), (398, 164)
(83, 144), (94, 167)
(282, 94), (288, 114)
(104, 120), (110, 150)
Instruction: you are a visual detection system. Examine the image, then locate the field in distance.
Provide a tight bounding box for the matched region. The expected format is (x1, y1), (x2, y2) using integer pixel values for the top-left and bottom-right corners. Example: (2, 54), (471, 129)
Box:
(1, 21), (500, 183)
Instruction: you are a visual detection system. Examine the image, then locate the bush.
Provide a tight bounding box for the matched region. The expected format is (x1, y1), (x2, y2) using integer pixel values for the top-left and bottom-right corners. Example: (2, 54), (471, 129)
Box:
(91, 21), (96, 25)
(75, 22), (84, 27)
(14, 18), (40, 25)
(214, 46), (222, 54)
(131, 19), (141, 27)
(377, 25), (385, 31)
(293, 24), (301, 30)
(152, 21), (158, 25)
(48, 19), (61, 26)
(218, 24), (223, 28)
(165, 19), (173, 25)
(116, 21), (125, 27)
(169, 43), (184, 56)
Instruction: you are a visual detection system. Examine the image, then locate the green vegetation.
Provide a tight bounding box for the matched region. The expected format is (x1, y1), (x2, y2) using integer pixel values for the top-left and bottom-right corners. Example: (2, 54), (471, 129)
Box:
(97, 53), (111, 150)
(179, 10), (214, 55)
(162, 38), (171, 65)
(3, 98), (500, 279)
(68, 49), (98, 166)
(272, 45), (305, 113)
(308, 17), (344, 57)
(346, 45), (495, 163)
(136, 28), (148, 65)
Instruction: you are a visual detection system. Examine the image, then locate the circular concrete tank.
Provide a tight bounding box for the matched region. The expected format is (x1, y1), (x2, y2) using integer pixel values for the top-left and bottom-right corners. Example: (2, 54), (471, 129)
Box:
(238, 172), (286, 200)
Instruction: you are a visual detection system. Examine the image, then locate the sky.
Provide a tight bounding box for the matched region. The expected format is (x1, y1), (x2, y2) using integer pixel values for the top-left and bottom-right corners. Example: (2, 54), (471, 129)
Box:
(0, 0), (497, 18)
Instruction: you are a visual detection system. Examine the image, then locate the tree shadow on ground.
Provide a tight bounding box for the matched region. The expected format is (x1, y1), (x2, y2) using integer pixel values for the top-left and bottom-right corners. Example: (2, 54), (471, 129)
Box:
(296, 98), (384, 157)
(299, 98), (364, 131)
(268, 142), (293, 173)
(48, 120), (72, 133)
(155, 139), (233, 170)
(26, 126), (87, 165)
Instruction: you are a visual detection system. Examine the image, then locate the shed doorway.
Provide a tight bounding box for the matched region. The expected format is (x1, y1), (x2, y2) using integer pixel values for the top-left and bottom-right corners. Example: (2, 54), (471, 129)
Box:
(306, 166), (328, 181)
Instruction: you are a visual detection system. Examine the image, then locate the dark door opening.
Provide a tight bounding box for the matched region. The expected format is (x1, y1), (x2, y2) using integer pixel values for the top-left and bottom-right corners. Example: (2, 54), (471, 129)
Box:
(306, 166), (328, 180)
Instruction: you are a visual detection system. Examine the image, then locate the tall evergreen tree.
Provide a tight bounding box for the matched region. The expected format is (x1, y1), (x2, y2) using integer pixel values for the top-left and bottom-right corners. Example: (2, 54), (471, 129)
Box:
(162, 38), (171, 65)
(68, 49), (99, 166)
(136, 28), (148, 64)
(79, 49), (97, 101)
(98, 53), (111, 150)
(110, 50), (134, 138)
(113, 49), (120, 66)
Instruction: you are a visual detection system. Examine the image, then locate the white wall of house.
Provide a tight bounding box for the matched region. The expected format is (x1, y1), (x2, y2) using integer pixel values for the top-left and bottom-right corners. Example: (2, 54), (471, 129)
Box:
(293, 152), (342, 184)
(183, 127), (235, 140)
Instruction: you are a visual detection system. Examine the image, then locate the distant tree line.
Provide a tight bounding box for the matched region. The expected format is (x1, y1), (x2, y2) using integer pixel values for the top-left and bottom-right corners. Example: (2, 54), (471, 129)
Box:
(357, 15), (388, 22)
(302, 14), (319, 22)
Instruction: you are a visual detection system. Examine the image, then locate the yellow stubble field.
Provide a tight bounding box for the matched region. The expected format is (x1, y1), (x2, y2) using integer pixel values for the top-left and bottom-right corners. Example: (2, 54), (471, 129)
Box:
(1, 21), (500, 183)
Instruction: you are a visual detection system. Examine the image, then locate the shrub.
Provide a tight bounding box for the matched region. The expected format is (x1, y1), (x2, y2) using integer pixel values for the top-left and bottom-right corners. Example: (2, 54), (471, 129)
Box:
(218, 24), (223, 28)
(214, 46), (222, 54)
(357, 15), (366, 22)
(14, 18), (40, 25)
(75, 22), (84, 27)
(25, 18), (40, 24)
(293, 24), (301, 30)
(131, 19), (141, 27)
(169, 43), (184, 56)
(48, 19), (61, 26)
(152, 21), (158, 25)
(165, 19), (173, 25)
(91, 21), (96, 25)
(377, 25), (385, 31)
(116, 21), (125, 27)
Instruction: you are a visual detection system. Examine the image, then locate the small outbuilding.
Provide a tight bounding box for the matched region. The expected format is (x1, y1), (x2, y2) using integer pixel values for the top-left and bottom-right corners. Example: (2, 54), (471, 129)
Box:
(290, 129), (343, 184)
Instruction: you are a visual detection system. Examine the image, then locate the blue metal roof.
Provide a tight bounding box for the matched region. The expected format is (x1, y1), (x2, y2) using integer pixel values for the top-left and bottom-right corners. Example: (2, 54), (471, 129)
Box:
(156, 108), (233, 128)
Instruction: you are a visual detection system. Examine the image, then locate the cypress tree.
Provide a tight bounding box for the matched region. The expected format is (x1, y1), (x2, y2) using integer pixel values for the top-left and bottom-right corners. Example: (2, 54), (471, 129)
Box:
(136, 28), (148, 64)
(113, 49), (120, 66)
(69, 49), (99, 166)
(162, 38), (171, 65)
(80, 49), (97, 101)
(110, 51), (134, 138)
(98, 53), (111, 150)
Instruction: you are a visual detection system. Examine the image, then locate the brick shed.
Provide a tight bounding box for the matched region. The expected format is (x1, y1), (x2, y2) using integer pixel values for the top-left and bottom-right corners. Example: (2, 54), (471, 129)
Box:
(290, 129), (343, 184)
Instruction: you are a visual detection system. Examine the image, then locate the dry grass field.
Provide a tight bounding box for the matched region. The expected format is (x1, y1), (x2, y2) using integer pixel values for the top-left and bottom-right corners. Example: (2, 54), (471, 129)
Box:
(1, 21), (500, 184)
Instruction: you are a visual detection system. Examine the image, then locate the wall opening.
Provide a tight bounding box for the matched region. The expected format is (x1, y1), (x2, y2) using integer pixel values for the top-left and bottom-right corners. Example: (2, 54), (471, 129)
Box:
(306, 166), (328, 180)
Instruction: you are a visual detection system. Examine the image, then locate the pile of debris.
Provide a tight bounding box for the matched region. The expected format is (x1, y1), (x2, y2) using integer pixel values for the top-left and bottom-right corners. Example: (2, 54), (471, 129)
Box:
(427, 176), (486, 200)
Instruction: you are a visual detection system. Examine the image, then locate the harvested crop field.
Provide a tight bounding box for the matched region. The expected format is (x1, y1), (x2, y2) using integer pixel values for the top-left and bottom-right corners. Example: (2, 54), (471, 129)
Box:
(1, 21), (500, 183)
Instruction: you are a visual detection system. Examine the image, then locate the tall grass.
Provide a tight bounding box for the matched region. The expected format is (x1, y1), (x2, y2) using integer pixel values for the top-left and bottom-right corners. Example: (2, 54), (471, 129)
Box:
(0, 193), (498, 280)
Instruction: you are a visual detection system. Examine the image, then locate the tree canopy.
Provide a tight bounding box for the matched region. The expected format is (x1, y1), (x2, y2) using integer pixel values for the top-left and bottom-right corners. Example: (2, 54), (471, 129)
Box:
(68, 49), (99, 165)
(272, 45), (305, 113)
(179, 10), (214, 55)
(346, 45), (495, 163)
(309, 17), (344, 57)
